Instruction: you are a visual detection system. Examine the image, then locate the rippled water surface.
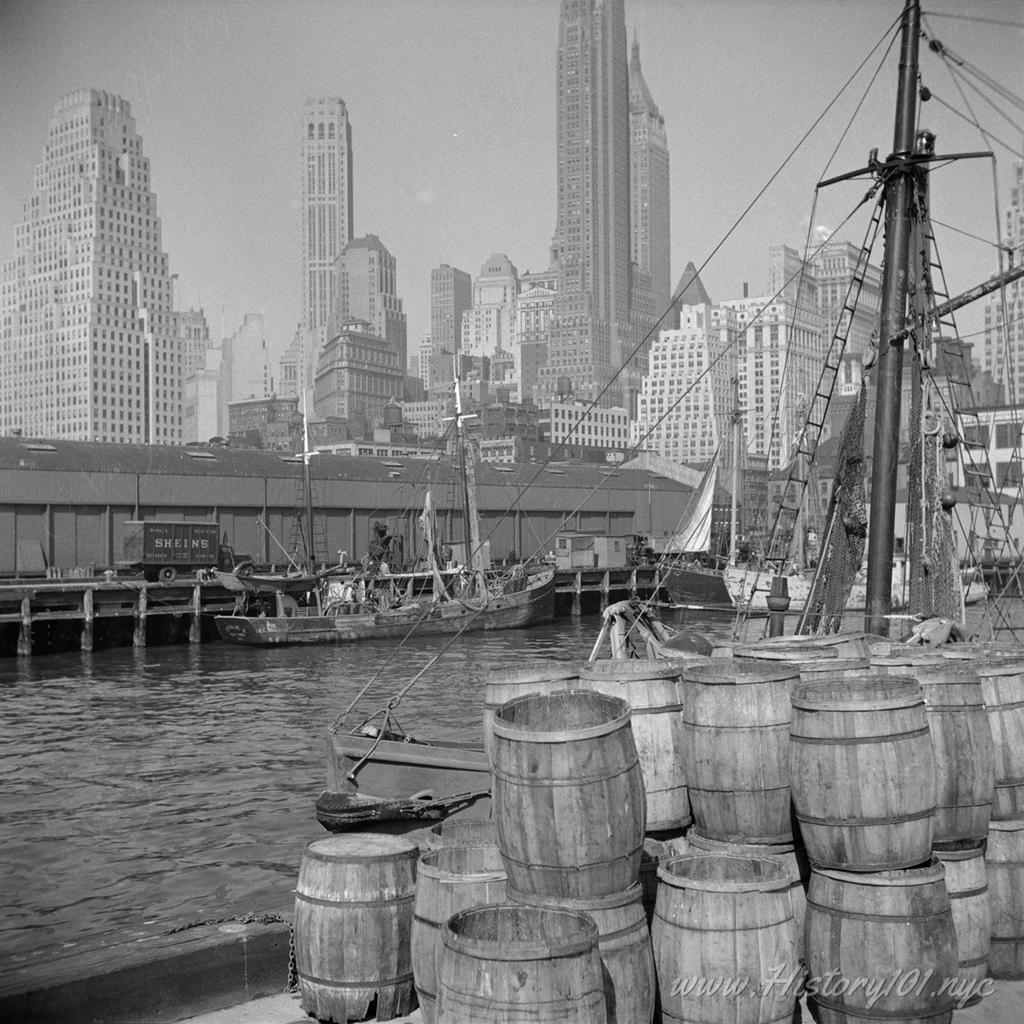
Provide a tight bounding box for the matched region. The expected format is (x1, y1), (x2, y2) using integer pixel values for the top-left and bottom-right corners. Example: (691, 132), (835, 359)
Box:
(0, 613), (737, 961)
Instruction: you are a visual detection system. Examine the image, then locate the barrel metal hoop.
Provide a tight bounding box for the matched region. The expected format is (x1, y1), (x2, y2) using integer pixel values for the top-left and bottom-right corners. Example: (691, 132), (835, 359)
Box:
(812, 993), (952, 1020)
(491, 756), (640, 786)
(947, 885), (988, 900)
(500, 845), (643, 874)
(994, 776), (1024, 787)
(628, 703), (685, 715)
(806, 898), (951, 923)
(958, 954), (990, 968)
(297, 969), (414, 989)
(652, 910), (794, 932)
(989, 935), (1024, 944)
(682, 720), (790, 731)
(295, 892), (415, 909)
(790, 725), (930, 745)
(986, 698), (1024, 712)
(797, 806), (933, 827)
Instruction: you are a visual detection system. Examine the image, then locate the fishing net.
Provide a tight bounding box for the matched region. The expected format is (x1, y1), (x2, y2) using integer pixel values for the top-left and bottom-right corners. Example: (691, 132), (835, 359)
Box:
(906, 380), (961, 620)
(800, 382), (868, 634)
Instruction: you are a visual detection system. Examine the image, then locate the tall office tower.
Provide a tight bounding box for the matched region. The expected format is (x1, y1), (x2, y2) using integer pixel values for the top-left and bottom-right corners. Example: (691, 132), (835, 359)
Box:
(980, 151), (1024, 403)
(0, 89), (182, 442)
(723, 246), (826, 470)
(462, 254), (519, 360)
(176, 306), (211, 376)
(541, 0), (633, 408)
(629, 35), (671, 318)
(335, 235), (407, 367)
(299, 97), (354, 391)
(428, 263), (472, 393)
(632, 265), (737, 466)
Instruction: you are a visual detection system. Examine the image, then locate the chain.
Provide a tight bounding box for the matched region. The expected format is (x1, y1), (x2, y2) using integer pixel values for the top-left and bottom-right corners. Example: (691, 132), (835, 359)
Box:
(287, 924), (300, 993)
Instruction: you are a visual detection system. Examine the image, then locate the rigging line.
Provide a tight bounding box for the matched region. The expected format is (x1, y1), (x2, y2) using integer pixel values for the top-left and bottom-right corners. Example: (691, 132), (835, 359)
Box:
(943, 65), (1024, 137)
(922, 30), (1024, 112)
(924, 93), (1023, 159)
(921, 11), (1024, 30)
(927, 215), (1012, 252)
(751, 31), (896, 547)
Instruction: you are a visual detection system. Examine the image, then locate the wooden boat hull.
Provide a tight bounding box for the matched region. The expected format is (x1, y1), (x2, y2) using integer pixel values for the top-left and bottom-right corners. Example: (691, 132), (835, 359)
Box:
(661, 564), (733, 610)
(214, 568), (555, 646)
(324, 732), (492, 824)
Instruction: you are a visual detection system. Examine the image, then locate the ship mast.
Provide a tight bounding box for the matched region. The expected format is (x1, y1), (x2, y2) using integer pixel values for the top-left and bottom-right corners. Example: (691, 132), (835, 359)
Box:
(865, 0), (921, 636)
(453, 373), (488, 601)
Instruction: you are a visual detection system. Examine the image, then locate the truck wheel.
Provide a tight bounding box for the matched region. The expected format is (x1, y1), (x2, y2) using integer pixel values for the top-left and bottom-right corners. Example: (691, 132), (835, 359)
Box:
(157, 566), (178, 583)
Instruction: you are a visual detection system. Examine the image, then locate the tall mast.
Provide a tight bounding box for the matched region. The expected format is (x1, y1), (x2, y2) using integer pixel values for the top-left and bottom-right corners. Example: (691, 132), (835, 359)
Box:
(301, 392), (316, 569)
(729, 377), (741, 566)
(865, 0), (921, 636)
(453, 374), (488, 599)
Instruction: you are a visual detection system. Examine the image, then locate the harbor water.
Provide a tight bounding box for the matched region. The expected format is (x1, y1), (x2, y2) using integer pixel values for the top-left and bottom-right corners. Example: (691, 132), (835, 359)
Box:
(0, 612), (728, 966)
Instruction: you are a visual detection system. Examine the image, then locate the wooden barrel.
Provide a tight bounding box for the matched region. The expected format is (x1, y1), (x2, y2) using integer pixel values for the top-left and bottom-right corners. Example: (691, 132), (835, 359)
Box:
(805, 860), (958, 1024)
(436, 903), (606, 1023)
(792, 657), (871, 683)
(789, 676), (936, 870)
(871, 658), (994, 846)
(652, 854), (799, 1024)
(491, 689), (646, 898)
(987, 818), (1024, 979)
(425, 817), (497, 850)
(685, 826), (809, 963)
(681, 660), (799, 843)
(294, 834), (417, 1023)
(577, 658), (691, 831)
(482, 662), (579, 762)
(934, 844), (991, 998)
(411, 844), (507, 1024)
(508, 883), (655, 1024)
(974, 660), (1024, 820)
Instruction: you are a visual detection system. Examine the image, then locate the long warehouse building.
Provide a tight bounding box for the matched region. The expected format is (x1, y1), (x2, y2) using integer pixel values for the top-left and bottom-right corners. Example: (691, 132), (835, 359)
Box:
(0, 438), (692, 575)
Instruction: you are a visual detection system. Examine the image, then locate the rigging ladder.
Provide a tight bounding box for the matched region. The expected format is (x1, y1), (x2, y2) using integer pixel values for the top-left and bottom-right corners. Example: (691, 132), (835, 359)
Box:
(915, 198), (1024, 632)
(734, 195), (885, 631)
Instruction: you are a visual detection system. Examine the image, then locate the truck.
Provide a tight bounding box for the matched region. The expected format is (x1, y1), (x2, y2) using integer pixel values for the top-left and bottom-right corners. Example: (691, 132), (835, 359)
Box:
(120, 521), (249, 582)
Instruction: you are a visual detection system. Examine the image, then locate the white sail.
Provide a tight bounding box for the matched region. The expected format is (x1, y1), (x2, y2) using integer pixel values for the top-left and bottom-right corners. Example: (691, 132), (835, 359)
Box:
(664, 454), (718, 554)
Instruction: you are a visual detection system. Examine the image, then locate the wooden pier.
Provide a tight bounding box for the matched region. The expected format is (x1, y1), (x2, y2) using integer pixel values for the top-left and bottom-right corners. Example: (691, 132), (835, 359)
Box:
(0, 567), (666, 657)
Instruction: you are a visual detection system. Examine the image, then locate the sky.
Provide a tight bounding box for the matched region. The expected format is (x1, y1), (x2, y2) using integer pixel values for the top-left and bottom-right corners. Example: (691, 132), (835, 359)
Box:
(1, 0), (1021, 371)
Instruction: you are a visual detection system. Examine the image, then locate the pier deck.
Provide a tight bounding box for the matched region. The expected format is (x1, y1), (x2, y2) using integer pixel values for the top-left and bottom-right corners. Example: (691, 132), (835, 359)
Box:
(0, 567), (666, 657)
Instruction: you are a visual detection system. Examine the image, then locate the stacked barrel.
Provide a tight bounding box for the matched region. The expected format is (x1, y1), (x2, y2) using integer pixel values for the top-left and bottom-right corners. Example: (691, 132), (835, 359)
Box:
(650, 657), (803, 1024)
(938, 646), (1024, 981)
(485, 686), (655, 1024)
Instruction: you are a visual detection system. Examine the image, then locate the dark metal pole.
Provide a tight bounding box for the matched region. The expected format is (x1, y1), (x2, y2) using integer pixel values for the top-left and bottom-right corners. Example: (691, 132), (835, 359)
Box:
(865, 0), (921, 636)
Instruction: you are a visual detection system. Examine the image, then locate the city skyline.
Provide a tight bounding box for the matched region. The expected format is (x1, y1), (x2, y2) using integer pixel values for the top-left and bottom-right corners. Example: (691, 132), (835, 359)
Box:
(1, 0), (1021, 379)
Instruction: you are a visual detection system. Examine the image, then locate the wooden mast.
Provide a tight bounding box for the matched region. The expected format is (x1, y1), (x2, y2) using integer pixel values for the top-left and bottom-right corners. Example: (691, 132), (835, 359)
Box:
(453, 373), (488, 600)
(865, 0), (922, 636)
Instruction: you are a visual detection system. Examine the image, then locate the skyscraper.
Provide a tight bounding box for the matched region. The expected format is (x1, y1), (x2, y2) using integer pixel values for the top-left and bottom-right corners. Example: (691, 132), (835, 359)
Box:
(980, 151), (1024, 403)
(336, 234), (407, 369)
(629, 35), (671, 317)
(541, 0), (657, 410)
(299, 97), (353, 390)
(0, 89), (181, 442)
(428, 263), (472, 394)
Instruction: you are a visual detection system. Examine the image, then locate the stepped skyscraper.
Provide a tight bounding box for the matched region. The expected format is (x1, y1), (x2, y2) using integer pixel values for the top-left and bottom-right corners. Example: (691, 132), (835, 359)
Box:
(0, 89), (182, 443)
(540, 0), (659, 409)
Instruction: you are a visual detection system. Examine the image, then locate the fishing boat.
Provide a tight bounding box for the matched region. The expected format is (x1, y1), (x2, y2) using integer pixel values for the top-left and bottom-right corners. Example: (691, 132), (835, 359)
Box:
(214, 379), (556, 646)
